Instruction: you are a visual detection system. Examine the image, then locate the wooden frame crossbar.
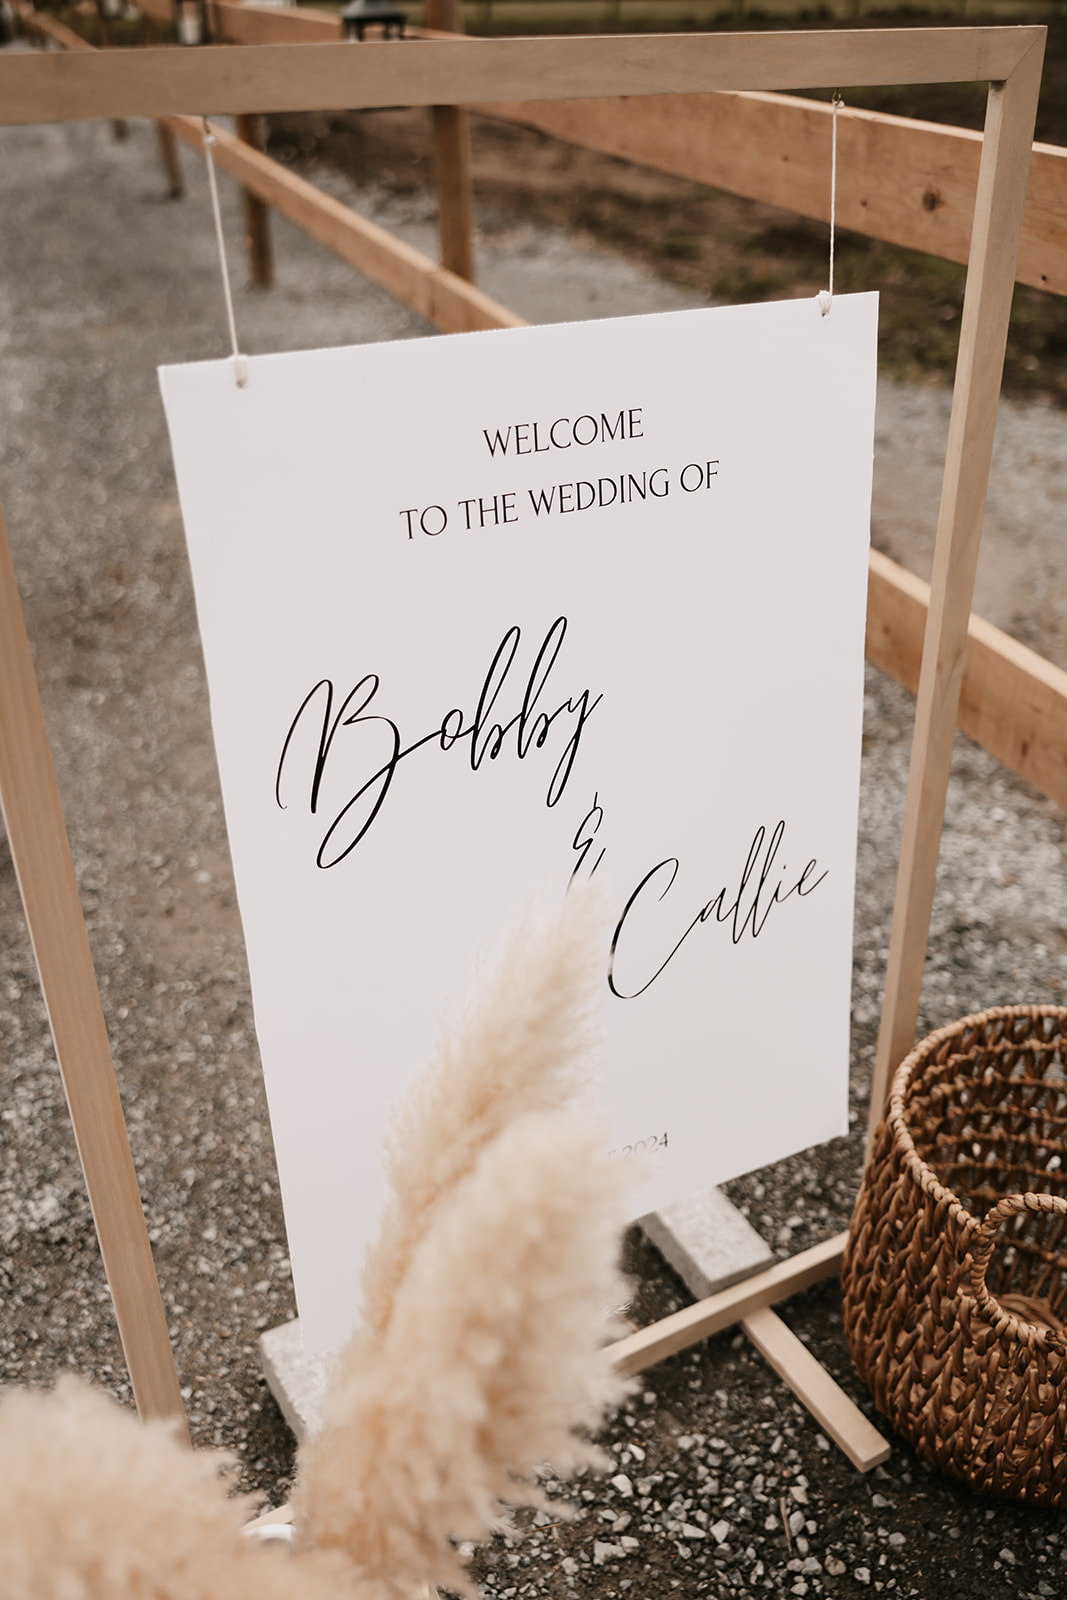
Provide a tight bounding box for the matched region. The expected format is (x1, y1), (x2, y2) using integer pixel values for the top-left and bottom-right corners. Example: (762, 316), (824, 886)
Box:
(0, 30), (1044, 121)
(0, 24), (1046, 1469)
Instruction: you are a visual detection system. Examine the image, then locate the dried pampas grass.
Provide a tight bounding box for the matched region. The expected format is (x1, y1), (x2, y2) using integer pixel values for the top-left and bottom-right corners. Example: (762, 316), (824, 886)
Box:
(0, 1376), (348, 1600)
(293, 1113), (630, 1599)
(358, 891), (608, 1346)
(2, 893), (629, 1600)
(292, 890), (631, 1599)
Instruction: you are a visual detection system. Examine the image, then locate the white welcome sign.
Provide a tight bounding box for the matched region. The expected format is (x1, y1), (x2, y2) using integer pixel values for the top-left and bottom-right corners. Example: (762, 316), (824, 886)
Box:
(161, 294), (877, 1354)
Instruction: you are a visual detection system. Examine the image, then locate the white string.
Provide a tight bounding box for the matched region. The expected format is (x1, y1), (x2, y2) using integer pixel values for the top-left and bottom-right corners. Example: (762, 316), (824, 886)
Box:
(817, 92), (843, 319)
(201, 117), (248, 388)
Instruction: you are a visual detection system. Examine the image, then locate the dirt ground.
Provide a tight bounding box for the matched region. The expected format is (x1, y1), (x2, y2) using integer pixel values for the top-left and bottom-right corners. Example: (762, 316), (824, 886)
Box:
(1, 42), (1067, 1600)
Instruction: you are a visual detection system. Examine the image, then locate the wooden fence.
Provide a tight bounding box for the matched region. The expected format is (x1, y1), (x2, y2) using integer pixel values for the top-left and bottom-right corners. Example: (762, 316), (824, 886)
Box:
(18, 0), (1067, 821)
(195, 0), (1067, 296)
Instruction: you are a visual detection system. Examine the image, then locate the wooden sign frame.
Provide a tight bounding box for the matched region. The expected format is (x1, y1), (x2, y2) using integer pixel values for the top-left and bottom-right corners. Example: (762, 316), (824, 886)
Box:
(0, 23), (1046, 1466)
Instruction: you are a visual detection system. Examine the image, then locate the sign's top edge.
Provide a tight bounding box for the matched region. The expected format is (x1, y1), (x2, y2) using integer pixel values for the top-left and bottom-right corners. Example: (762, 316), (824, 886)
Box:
(157, 292), (880, 384)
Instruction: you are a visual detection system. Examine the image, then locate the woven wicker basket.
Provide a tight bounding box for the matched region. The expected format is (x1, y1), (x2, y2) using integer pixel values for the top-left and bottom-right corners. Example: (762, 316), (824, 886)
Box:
(842, 1004), (1067, 1504)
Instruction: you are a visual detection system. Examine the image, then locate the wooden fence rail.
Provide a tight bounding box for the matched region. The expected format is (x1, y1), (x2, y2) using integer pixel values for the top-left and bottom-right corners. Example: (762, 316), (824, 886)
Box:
(14, 7), (516, 330)
(205, 1), (1067, 297)
(866, 552), (1067, 811)
(160, 110), (522, 330)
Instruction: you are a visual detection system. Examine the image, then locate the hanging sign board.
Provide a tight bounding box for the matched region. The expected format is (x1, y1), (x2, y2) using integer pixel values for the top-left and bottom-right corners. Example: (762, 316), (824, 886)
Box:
(160, 293), (877, 1354)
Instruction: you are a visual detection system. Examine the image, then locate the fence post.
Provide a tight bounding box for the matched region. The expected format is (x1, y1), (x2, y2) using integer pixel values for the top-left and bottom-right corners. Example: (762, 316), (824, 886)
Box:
(155, 120), (186, 199)
(141, 14), (186, 198)
(95, 7), (129, 141)
(425, 0), (476, 284)
(235, 113), (275, 290)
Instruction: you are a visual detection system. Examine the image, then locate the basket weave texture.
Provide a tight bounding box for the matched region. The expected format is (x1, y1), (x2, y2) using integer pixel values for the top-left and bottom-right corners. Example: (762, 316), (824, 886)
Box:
(842, 1005), (1067, 1505)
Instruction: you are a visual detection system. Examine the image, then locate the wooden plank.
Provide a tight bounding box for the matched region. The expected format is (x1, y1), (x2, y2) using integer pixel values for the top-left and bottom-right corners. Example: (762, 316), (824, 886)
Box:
(427, 0), (477, 284)
(163, 113), (523, 333)
(741, 1307), (890, 1472)
(866, 549), (938, 698)
(959, 613), (1067, 811)
(866, 549), (1067, 812)
(870, 41), (1045, 1135)
(0, 29), (1044, 127)
(610, 1232), (845, 1375)
(479, 93), (1067, 301)
(1021, 141), (1067, 295)
(0, 503), (188, 1435)
(479, 91), (978, 259)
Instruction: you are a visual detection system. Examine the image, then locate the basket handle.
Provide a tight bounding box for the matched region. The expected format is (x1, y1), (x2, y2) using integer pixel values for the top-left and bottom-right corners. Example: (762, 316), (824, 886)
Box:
(968, 1192), (1067, 1323)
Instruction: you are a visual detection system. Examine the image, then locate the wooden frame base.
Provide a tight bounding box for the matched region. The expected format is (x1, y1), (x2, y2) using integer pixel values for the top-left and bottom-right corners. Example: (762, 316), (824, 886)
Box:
(0, 22), (1046, 1466)
(612, 1233), (890, 1470)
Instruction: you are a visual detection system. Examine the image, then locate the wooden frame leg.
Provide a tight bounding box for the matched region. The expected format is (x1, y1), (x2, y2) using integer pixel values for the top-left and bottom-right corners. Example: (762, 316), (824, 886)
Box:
(0, 502), (188, 1436)
(869, 42), (1046, 1141)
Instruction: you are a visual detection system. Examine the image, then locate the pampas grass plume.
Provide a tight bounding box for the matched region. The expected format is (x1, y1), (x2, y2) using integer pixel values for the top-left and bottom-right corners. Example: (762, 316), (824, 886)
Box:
(293, 1112), (631, 1599)
(0, 895), (628, 1600)
(359, 890), (607, 1345)
(0, 1377), (349, 1600)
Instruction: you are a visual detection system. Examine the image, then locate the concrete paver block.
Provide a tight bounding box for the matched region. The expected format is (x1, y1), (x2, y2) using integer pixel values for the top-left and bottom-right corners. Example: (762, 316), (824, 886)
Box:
(639, 1187), (775, 1300)
(259, 1319), (338, 1444)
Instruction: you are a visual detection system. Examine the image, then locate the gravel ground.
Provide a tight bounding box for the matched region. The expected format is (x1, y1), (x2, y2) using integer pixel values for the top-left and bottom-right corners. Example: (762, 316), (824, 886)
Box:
(1, 99), (1067, 1599)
